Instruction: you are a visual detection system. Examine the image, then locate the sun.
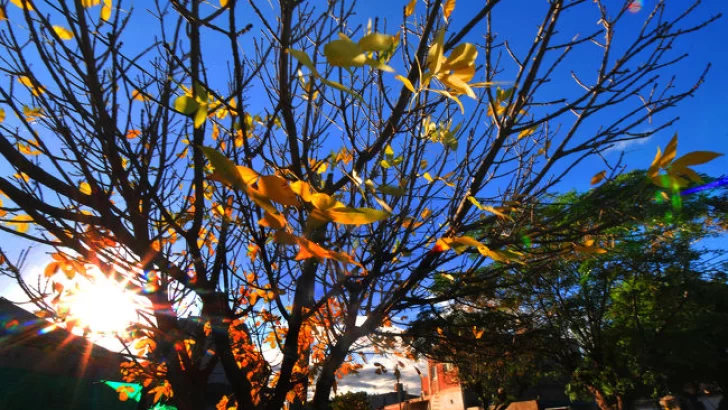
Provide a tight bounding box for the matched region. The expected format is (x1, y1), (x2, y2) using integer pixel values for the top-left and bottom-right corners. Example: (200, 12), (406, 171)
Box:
(65, 274), (140, 336)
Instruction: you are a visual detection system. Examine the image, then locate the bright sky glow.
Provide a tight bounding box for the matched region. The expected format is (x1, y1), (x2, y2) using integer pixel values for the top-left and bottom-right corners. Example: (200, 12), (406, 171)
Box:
(62, 273), (140, 336)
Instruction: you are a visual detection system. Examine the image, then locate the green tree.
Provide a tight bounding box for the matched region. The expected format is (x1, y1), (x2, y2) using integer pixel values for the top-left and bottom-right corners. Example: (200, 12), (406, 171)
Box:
(408, 172), (727, 410)
(0, 1), (721, 409)
(329, 391), (370, 410)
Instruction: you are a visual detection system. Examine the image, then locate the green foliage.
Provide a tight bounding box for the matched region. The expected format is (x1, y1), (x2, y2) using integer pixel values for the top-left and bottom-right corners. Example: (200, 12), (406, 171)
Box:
(409, 171), (728, 409)
(329, 391), (370, 410)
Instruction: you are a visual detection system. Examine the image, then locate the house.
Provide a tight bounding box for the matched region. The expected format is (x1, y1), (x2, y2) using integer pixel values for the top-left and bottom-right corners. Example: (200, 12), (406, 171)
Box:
(0, 297), (133, 410)
(382, 360), (483, 410)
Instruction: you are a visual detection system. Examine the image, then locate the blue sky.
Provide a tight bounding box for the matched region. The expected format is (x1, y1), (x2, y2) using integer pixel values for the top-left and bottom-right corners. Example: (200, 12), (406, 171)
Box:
(0, 0), (726, 394)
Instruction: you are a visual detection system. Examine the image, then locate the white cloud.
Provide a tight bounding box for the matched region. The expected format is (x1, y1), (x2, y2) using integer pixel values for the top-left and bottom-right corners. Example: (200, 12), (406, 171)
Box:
(603, 134), (652, 154)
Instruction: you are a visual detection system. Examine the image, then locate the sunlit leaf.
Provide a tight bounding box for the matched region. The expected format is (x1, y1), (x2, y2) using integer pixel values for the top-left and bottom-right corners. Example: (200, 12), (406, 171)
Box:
(443, 43), (476, 71)
(101, 0), (113, 21)
(658, 134), (678, 169)
(518, 125), (537, 140)
(174, 95), (199, 115)
(18, 76), (45, 96)
(201, 146), (249, 190)
(220, 0), (229, 7)
(17, 142), (40, 156)
(395, 75), (415, 93)
(405, 0), (416, 17)
(443, 0), (455, 20)
(473, 326), (485, 339)
(53, 25), (74, 40)
(256, 175), (299, 206)
(193, 105), (207, 129)
(426, 29), (446, 75)
(9, 0), (34, 11)
(80, 182), (92, 195)
(325, 207), (389, 225)
(325, 37), (366, 67)
(0, 7), (6, 21)
(0, 108), (4, 123)
(131, 89), (148, 102)
(7, 214), (32, 233)
(671, 151), (723, 169)
(358, 32), (394, 53)
(287, 49), (317, 74)
(591, 170), (606, 185)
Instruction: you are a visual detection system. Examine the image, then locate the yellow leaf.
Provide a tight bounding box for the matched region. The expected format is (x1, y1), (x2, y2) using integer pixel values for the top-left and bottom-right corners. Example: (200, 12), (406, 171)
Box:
(0, 108), (4, 123)
(518, 126), (537, 140)
(442, 43), (476, 71)
(481, 205), (510, 220)
(287, 49), (318, 75)
(395, 75), (415, 93)
(220, 0), (229, 7)
(670, 165), (703, 184)
(9, 0), (34, 11)
(101, 0), (112, 21)
(131, 89), (148, 102)
(385, 144), (395, 157)
(0, 7), (6, 21)
(290, 180), (312, 202)
(258, 211), (286, 229)
(671, 151), (723, 169)
(405, 0), (416, 17)
(473, 326), (485, 339)
(591, 170), (606, 185)
(23, 105), (44, 121)
(79, 182), (92, 195)
(647, 146), (662, 178)
(426, 29), (446, 74)
(309, 192), (343, 211)
(174, 95), (198, 114)
(18, 76), (45, 96)
(324, 37), (367, 67)
(53, 25), (74, 40)
(441, 273), (455, 281)
(256, 175), (299, 207)
(358, 32), (395, 53)
(423, 172), (434, 183)
(8, 214), (32, 233)
(324, 206), (389, 225)
(658, 134), (678, 169)
(443, 0), (455, 20)
(193, 105), (207, 129)
(202, 147), (250, 190)
(17, 142), (40, 156)
(82, 0), (101, 6)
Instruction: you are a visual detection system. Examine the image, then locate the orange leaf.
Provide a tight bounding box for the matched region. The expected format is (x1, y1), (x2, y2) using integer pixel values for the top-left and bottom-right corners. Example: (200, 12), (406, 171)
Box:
(256, 175), (299, 206)
(591, 170), (606, 185)
(258, 211), (286, 230)
(443, 0), (455, 20)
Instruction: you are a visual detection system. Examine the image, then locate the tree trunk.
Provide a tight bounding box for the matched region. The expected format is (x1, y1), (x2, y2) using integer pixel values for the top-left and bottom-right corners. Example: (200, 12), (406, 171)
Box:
(587, 385), (623, 410)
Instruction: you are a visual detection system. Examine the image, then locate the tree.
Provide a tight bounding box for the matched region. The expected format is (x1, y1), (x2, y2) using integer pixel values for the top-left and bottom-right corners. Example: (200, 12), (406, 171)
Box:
(0, 0), (721, 409)
(329, 391), (370, 410)
(407, 172), (728, 410)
